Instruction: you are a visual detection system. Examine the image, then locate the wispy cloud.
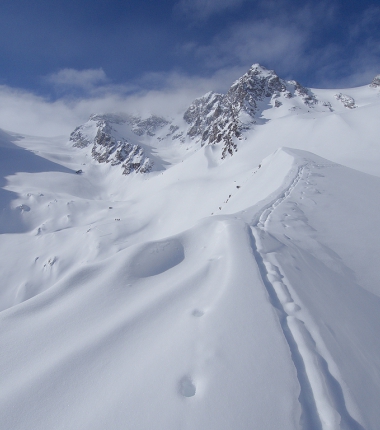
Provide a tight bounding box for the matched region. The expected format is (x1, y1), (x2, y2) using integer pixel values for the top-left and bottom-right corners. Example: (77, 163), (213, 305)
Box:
(175, 1), (337, 83)
(0, 85), (84, 136)
(174, 0), (249, 20)
(190, 21), (307, 75)
(46, 68), (108, 91)
(309, 4), (380, 88)
(0, 67), (247, 137)
(348, 5), (380, 40)
(177, 0), (380, 88)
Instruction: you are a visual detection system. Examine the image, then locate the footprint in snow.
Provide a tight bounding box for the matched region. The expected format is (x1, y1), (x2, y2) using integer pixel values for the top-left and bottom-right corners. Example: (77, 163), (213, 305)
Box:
(179, 376), (196, 397)
(192, 309), (204, 317)
(285, 302), (301, 314)
(17, 204), (30, 212)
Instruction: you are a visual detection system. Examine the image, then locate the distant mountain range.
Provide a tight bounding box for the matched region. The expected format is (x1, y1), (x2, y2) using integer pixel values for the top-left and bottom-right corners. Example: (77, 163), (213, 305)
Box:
(70, 64), (380, 173)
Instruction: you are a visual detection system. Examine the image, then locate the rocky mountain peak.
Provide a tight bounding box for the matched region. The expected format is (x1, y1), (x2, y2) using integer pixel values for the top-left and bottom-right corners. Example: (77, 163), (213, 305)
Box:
(225, 65), (288, 116)
(181, 64), (318, 158)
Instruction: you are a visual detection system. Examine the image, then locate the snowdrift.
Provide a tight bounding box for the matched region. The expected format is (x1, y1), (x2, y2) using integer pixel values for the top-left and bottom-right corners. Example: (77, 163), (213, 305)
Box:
(1, 135), (380, 429)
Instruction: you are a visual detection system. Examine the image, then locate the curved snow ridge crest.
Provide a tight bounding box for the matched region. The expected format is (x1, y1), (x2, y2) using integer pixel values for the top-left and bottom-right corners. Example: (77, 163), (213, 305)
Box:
(257, 163), (305, 229)
(247, 147), (340, 228)
(251, 229), (365, 430)
(239, 147), (309, 226)
(249, 155), (365, 430)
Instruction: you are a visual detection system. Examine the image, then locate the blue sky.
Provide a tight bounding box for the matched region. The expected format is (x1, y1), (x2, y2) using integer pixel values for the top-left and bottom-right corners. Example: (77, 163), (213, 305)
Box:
(0, 0), (379, 135)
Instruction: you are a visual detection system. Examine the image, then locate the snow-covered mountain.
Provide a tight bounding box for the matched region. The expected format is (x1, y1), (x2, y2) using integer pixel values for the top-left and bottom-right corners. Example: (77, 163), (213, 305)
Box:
(70, 113), (170, 174)
(1, 64), (380, 430)
(69, 65), (380, 174)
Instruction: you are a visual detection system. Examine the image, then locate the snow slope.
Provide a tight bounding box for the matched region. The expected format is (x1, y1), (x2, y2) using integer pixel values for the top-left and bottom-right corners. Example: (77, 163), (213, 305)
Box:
(1, 68), (380, 429)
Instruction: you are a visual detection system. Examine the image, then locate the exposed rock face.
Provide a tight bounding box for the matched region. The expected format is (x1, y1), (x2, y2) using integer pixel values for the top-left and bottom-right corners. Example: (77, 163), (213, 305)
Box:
(289, 80), (318, 106)
(322, 101), (333, 111)
(91, 122), (153, 175)
(184, 92), (223, 140)
(70, 114), (126, 150)
(370, 74), (380, 88)
(127, 115), (169, 136)
(70, 114), (158, 174)
(182, 64), (318, 158)
(70, 126), (93, 149)
(335, 93), (357, 109)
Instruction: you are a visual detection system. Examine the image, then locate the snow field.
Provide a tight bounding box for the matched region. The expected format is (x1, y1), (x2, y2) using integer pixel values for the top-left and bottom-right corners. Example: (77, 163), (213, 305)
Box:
(1, 80), (380, 429)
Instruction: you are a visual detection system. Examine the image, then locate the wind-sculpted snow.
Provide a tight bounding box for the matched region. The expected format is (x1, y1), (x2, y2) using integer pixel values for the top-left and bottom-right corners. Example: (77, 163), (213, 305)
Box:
(244, 151), (370, 429)
(2, 140), (380, 429)
(0, 214), (302, 430)
(130, 239), (185, 278)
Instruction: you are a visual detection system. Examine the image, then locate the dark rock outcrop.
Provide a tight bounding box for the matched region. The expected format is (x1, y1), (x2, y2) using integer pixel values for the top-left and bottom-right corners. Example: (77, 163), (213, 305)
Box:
(335, 93), (357, 109)
(70, 114), (157, 174)
(370, 75), (380, 88)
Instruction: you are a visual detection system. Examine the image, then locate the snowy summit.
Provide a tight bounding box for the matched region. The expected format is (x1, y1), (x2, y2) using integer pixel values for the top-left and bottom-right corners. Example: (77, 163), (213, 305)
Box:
(1, 64), (380, 430)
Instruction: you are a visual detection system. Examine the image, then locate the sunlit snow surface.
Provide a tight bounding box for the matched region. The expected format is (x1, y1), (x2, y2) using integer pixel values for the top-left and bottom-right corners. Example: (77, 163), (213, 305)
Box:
(1, 83), (380, 429)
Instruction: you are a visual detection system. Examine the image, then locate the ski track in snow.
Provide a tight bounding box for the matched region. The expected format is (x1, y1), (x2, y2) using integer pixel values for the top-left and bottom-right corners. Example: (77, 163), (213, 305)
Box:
(249, 161), (364, 430)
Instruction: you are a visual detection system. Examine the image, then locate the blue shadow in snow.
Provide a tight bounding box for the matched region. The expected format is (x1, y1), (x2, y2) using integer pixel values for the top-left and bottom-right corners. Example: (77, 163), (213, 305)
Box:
(0, 129), (74, 234)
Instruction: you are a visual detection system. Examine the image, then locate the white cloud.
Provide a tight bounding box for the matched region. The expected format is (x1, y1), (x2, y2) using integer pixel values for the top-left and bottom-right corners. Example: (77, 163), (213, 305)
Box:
(174, 0), (249, 20)
(0, 86), (78, 136)
(46, 68), (108, 90)
(122, 66), (249, 119)
(0, 84), (138, 137)
(0, 67), (248, 137)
